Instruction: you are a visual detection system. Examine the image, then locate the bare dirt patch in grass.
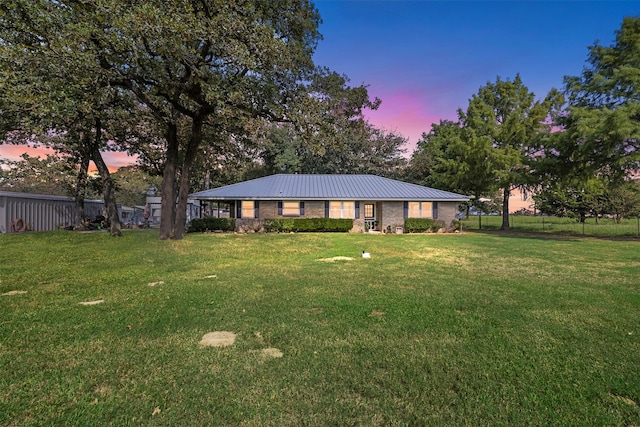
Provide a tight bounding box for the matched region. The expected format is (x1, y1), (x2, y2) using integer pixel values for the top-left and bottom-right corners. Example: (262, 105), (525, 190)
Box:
(147, 281), (164, 287)
(199, 331), (236, 347)
(79, 300), (104, 306)
(261, 348), (283, 358)
(369, 309), (385, 318)
(609, 393), (637, 407)
(316, 256), (354, 262)
(2, 290), (27, 296)
(92, 384), (112, 403)
(93, 384), (111, 395)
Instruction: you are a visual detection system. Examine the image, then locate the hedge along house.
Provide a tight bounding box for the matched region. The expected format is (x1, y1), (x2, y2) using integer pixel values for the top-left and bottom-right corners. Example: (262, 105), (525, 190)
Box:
(190, 174), (469, 233)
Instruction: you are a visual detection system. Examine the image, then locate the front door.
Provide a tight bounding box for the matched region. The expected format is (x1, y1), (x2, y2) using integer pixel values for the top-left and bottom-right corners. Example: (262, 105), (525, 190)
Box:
(364, 203), (376, 231)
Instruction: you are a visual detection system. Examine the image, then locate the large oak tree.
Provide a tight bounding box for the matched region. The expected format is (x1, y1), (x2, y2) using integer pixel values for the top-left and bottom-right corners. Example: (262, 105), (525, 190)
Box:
(86, 0), (322, 239)
(2, 0), (323, 240)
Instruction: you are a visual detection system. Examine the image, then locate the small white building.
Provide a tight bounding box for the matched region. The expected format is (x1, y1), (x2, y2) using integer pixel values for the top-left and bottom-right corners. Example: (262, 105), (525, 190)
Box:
(144, 196), (201, 226)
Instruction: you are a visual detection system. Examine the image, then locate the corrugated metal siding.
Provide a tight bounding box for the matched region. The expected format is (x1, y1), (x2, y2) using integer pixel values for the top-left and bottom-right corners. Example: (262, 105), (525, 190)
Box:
(0, 192), (75, 233)
(0, 192), (121, 233)
(191, 174), (469, 201)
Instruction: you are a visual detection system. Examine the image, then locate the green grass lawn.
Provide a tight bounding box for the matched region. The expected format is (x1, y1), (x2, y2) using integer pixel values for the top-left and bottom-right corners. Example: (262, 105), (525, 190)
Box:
(1, 230), (639, 426)
(462, 214), (640, 237)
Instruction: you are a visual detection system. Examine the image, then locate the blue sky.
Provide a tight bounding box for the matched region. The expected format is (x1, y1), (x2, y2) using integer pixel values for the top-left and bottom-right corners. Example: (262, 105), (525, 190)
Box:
(312, 0), (639, 149)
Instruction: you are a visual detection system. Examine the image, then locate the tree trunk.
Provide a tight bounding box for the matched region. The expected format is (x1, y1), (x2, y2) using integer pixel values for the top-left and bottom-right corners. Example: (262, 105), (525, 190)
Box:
(204, 169), (211, 190)
(91, 119), (122, 237)
(172, 117), (203, 240)
(159, 122), (179, 240)
(501, 186), (510, 230)
(73, 143), (91, 230)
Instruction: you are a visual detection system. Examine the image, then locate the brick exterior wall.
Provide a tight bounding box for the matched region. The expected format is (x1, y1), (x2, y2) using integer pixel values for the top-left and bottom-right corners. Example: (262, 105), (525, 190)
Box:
(377, 201), (458, 232)
(302, 201), (326, 218)
(437, 202), (459, 230)
(234, 199), (460, 233)
(258, 201), (278, 219)
(247, 201), (327, 219)
(380, 202), (404, 232)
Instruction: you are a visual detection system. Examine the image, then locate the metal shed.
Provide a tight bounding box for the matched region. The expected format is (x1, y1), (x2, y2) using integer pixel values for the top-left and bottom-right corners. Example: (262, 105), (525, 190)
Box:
(0, 191), (113, 233)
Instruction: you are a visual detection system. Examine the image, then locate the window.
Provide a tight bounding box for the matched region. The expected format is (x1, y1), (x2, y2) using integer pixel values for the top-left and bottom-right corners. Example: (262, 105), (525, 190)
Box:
(364, 203), (375, 219)
(283, 201), (301, 216)
(278, 201), (304, 216)
(241, 201), (255, 218)
(408, 201), (433, 218)
(329, 201), (355, 218)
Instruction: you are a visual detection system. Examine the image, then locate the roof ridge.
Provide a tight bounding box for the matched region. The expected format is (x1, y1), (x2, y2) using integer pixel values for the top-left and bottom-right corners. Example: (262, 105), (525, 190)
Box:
(190, 174), (469, 201)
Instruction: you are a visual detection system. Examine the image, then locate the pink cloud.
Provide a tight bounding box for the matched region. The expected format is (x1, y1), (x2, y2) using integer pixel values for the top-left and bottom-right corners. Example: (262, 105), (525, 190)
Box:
(0, 145), (137, 173)
(364, 91), (451, 153)
(101, 151), (138, 170)
(0, 144), (57, 162)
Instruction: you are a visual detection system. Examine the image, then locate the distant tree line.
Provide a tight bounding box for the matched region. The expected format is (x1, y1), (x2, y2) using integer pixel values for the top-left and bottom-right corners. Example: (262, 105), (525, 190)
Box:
(1, 3), (638, 236)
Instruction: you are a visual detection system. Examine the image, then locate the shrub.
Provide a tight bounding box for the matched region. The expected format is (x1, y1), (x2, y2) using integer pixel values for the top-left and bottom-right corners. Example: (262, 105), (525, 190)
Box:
(188, 217), (236, 232)
(404, 218), (446, 233)
(324, 218), (355, 232)
(263, 218), (295, 232)
(237, 219), (263, 233)
(264, 218), (352, 232)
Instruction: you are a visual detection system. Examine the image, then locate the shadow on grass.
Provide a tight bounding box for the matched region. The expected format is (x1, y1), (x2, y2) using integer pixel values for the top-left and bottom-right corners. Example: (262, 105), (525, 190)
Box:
(465, 228), (640, 243)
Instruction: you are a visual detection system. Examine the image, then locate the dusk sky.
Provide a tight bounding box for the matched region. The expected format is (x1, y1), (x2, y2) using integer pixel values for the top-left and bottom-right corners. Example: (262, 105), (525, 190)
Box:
(1, 0), (638, 168)
(313, 0), (639, 150)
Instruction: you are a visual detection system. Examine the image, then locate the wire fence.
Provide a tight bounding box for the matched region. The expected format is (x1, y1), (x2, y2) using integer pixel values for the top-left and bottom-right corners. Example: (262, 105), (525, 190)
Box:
(460, 215), (640, 238)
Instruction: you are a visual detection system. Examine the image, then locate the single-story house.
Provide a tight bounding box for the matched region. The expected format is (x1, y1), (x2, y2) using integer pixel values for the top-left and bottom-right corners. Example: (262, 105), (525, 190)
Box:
(190, 174), (469, 233)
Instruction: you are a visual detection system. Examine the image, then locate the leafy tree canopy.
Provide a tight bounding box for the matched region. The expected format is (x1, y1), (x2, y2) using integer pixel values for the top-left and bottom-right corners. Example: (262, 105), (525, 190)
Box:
(407, 76), (559, 228)
(562, 16), (640, 179)
(0, 153), (100, 197)
(409, 120), (497, 199)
